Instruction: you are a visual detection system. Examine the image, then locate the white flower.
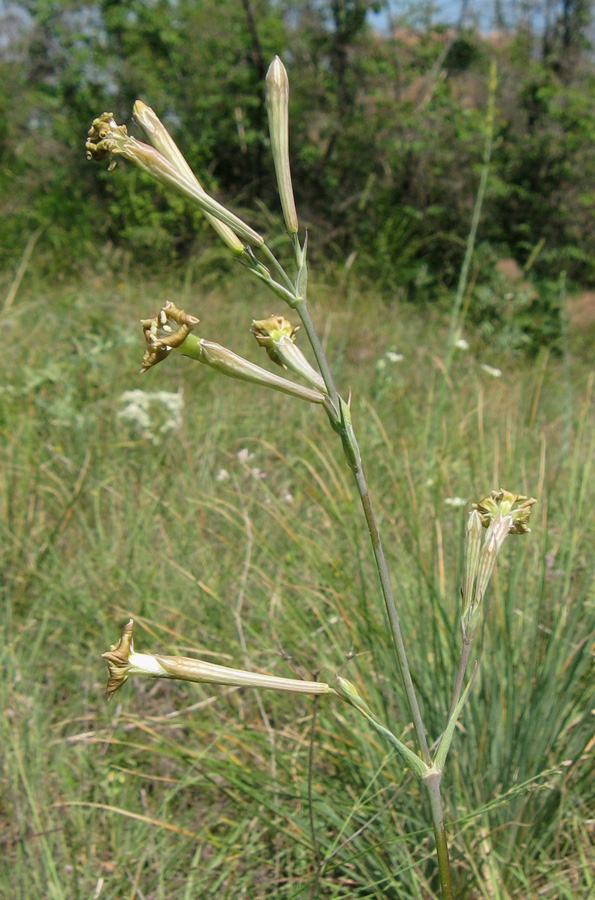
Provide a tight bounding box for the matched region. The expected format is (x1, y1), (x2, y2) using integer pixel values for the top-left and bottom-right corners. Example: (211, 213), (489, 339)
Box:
(280, 490), (294, 504)
(480, 364), (502, 378)
(117, 388), (184, 442)
(444, 496), (467, 508)
(455, 338), (470, 350)
(236, 448), (255, 464)
(386, 350), (404, 363)
(249, 467), (267, 480)
(215, 469), (230, 482)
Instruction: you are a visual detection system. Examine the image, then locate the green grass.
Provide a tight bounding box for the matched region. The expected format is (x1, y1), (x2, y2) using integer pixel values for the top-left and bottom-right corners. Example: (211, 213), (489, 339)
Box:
(1, 262), (594, 899)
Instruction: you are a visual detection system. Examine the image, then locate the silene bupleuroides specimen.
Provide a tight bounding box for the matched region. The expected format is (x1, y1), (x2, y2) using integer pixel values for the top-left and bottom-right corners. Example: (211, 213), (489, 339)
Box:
(87, 58), (537, 899)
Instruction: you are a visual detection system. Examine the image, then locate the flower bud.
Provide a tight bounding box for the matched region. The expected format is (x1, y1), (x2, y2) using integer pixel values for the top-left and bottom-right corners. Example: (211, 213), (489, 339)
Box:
(266, 57), (299, 234)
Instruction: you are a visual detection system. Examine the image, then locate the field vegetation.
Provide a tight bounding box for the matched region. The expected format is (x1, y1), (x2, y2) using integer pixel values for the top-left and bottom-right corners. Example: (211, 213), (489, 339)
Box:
(1, 258), (594, 897)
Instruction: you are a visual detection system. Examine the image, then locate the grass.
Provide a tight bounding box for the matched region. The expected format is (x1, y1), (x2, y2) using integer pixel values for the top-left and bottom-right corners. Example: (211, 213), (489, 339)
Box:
(1, 259), (594, 899)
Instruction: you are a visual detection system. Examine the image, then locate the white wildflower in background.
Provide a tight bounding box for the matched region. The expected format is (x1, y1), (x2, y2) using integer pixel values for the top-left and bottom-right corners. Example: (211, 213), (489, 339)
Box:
(117, 389), (184, 442)
(480, 364), (502, 378)
(444, 497), (467, 508)
(280, 490), (294, 504)
(250, 467), (267, 480)
(455, 338), (470, 350)
(236, 448), (254, 464)
(386, 350), (404, 363)
(215, 469), (230, 482)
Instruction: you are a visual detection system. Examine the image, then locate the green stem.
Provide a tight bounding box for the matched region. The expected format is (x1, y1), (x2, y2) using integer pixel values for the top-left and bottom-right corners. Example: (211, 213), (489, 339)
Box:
(353, 465), (431, 765)
(445, 61), (497, 369)
(448, 636), (472, 723)
(256, 235), (430, 764)
(261, 242), (297, 294)
(294, 301), (340, 412)
(424, 772), (454, 900)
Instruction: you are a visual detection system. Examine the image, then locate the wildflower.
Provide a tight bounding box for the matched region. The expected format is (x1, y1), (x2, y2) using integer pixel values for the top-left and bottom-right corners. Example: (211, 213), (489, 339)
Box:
(455, 338), (469, 350)
(444, 496), (466, 508)
(215, 469), (230, 482)
(86, 112), (263, 248)
(236, 448), (254, 464)
(132, 100), (245, 254)
(461, 490), (536, 640)
(266, 57), (299, 234)
(251, 315), (326, 392)
(117, 389), (184, 442)
(385, 350), (404, 363)
(473, 489), (537, 535)
(141, 302), (327, 405)
(102, 619), (332, 701)
(480, 364), (502, 378)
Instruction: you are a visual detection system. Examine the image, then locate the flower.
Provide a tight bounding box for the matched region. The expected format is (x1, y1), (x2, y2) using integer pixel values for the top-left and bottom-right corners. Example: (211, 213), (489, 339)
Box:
(117, 388), (184, 442)
(102, 620), (332, 701)
(460, 490), (537, 642)
(86, 112), (263, 248)
(473, 489), (537, 535)
(251, 315), (326, 392)
(385, 350), (404, 363)
(141, 302), (327, 405)
(480, 364), (502, 378)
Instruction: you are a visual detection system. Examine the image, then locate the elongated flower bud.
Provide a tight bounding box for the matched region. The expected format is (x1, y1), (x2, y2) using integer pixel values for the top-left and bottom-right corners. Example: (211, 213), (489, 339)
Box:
(132, 101), (245, 254)
(462, 509), (483, 614)
(86, 113), (263, 247)
(251, 315), (327, 392)
(141, 302), (326, 404)
(266, 57), (299, 234)
(103, 620), (332, 701)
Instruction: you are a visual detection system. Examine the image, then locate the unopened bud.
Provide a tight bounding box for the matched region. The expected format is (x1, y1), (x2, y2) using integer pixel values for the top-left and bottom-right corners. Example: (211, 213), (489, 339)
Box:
(266, 57), (299, 234)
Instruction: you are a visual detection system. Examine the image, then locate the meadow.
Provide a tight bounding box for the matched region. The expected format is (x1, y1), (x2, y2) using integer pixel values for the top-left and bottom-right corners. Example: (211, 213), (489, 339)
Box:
(1, 253), (594, 898)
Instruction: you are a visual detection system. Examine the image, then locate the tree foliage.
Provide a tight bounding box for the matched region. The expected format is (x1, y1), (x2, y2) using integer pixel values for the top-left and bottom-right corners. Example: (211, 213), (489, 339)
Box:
(2, 0), (595, 301)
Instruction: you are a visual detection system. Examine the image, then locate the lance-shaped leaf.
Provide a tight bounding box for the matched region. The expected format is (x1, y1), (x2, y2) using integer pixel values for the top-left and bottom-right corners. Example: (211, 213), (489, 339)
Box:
(335, 677), (430, 779)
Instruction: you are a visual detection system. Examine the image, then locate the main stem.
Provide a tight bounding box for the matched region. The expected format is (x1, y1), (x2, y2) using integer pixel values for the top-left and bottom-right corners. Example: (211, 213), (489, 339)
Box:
(352, 466), (431, 765)
(424, 772), (454, 900)
(257, 258), (452, 893)
(292, 297), (431, 766)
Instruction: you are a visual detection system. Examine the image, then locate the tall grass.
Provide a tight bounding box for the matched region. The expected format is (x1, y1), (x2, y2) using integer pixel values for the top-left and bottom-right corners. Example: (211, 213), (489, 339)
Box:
(1, 259), (593, 897)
